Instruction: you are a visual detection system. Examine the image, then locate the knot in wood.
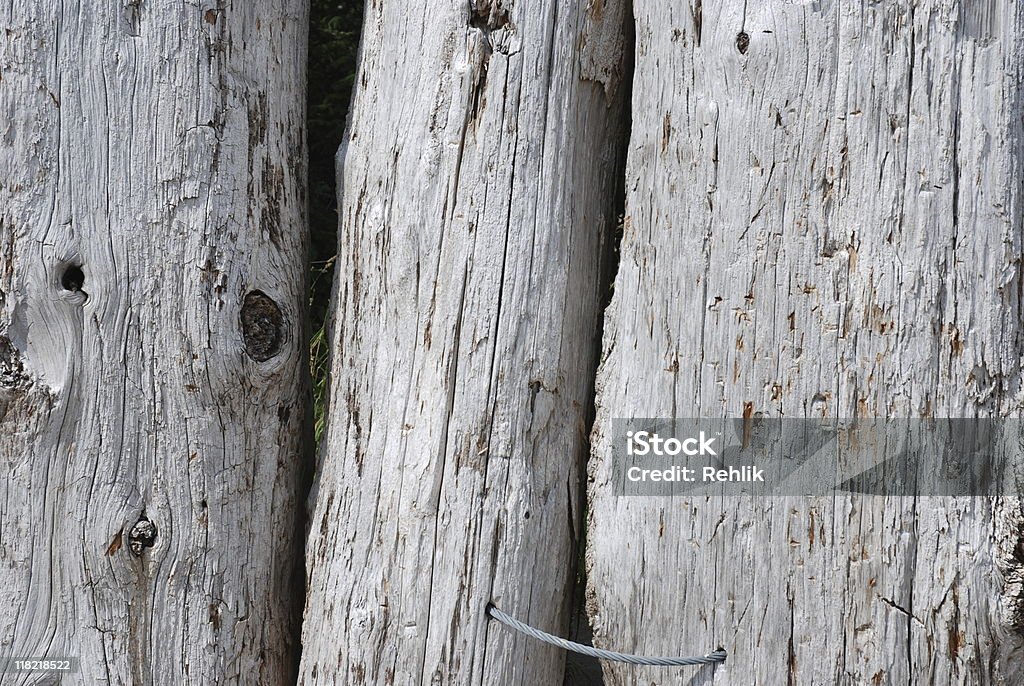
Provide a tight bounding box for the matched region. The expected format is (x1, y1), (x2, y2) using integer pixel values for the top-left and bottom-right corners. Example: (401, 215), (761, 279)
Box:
(128, 517), (157, 557)
(736, 31), (750, 54)
(240, 290), (284, 362)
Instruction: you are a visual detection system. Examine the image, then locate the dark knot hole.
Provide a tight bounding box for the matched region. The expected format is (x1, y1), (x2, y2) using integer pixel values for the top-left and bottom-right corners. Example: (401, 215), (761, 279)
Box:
(736, 31), (750, 54)
(61, 264), (85, 292)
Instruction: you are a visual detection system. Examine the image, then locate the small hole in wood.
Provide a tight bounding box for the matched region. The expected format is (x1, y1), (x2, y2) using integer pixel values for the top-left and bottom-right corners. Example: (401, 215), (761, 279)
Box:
(61, 264), (85, 292)
(736, 31), (750, 54)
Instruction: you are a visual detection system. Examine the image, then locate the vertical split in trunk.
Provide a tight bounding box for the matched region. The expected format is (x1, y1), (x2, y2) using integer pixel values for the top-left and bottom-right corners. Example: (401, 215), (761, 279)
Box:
(565, 4), (635, 685)
(307, 0), (365, 451)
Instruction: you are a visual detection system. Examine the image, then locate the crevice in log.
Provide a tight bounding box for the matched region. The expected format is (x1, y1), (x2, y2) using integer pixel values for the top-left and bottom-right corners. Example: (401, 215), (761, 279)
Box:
(565, 2), (635, 684)
(299, 2), (366, 680)
(693, 0), (702, 47)
(307, 0), (365, 446)
(997, 499), (1024, 639)
(469, 0), (510, 33)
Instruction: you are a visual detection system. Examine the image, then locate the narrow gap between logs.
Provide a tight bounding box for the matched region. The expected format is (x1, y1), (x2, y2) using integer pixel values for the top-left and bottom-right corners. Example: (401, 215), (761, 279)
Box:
(564, 2), (636, 684)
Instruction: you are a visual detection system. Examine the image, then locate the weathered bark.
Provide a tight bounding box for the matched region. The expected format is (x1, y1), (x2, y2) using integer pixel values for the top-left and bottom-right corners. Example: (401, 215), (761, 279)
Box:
(588, 1), (1024, 684)
(300, 0), (629, 683)
(0, 2), (308, 684)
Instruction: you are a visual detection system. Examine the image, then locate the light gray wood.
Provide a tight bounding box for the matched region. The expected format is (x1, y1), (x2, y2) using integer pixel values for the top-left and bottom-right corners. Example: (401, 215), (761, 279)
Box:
(299, 0), (629, 683)
(588, 1), (1024, 684)
(0, 2), (309, 683)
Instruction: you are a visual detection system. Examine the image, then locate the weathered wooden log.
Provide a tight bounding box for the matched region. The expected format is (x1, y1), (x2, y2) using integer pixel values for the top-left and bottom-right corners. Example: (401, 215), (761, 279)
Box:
(588, 1), (1024, 683)
(0, 2), (309, 683)
(300, 0), (630, 683)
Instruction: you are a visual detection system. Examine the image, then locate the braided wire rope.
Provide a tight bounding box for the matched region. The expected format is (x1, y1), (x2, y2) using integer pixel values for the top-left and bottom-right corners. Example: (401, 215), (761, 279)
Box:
(487, 604), (728, 667)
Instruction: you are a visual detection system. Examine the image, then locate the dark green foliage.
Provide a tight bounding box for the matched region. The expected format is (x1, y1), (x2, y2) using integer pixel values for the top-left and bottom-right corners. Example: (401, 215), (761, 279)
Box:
(308, 0), (362, 444)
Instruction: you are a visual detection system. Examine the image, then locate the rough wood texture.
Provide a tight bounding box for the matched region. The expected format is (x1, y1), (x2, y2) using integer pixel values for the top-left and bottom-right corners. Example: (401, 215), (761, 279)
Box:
(0, 2), (308, 683)
(588, 1), (1024, 684)
(300, 0), (629, 683)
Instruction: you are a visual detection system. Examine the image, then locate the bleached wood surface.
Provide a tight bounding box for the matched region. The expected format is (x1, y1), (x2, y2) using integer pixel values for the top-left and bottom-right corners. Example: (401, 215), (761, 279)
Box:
(300, 0), (629, 683)
(588, 1), (1024, 684)
(0, 2), (309, 683)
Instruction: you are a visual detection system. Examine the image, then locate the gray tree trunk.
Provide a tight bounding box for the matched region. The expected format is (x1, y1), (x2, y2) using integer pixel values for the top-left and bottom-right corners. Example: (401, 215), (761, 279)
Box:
(0, 2), (309, 684)
(588, 1), (1024, 685)
(299, 0), (629, 684)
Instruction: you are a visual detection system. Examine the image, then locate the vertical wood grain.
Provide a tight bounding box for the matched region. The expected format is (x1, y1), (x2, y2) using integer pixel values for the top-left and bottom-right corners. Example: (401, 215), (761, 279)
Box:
(300, 0), (630, 683)
(588, 1), (1024, 683)
(0, 2), (309, 683)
